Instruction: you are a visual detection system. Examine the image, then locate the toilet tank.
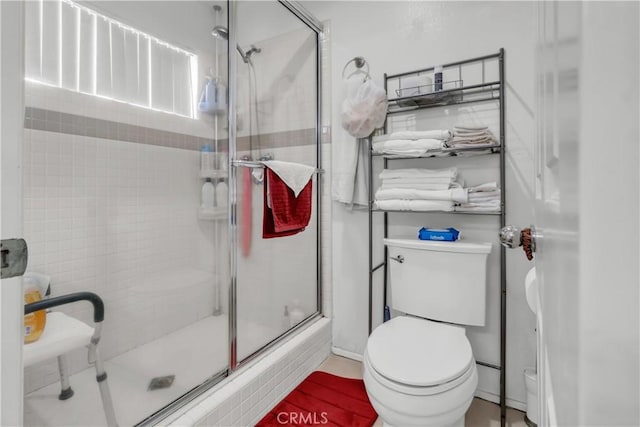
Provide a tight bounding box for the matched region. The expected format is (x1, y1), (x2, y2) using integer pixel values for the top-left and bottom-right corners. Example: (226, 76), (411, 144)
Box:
(385, 238), (492, 326)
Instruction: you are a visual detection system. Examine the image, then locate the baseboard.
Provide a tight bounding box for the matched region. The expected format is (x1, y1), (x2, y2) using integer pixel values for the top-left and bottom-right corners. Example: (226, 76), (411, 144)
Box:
(331, 346), (363, 362)
(475, 389), (528, 412)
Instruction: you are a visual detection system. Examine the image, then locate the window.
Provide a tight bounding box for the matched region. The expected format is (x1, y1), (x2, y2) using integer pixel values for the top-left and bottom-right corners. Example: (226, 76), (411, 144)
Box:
(24, 0), (197, 118)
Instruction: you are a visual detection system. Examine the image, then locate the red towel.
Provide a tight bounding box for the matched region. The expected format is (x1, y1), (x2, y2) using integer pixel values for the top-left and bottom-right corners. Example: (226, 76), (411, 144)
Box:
(241, 167), (252, 257)
(263, 168), (312, 239)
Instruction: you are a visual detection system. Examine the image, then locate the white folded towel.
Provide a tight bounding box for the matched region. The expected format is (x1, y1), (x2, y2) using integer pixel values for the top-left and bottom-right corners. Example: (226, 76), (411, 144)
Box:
(454, 205), (500, 212)
(379, 167), (457, 180)
(453, 130), (490, 137)
(468, 190), (501, 201)
(262, 160), (315, 197)
(468, 195), (501, 203)
(447, 142), (499, 149)
(454, 125), (489, 132)
(380, 182), (455, 191)
(390, 130), (453, 141)
(449, 126), (497, 147)
(380, 177), (454, 185)
(468, 182), (498, 192)
(375, 187), (468, 203)
(458, 200), (501, 208)
(375, 199), (454, 212)
(372, 139), (444, 155)
(451, 134), (495, 143)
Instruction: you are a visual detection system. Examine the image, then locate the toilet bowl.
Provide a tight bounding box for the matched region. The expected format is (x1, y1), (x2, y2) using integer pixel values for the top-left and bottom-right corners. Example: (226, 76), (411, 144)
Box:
(363, 316), (478, 427)
(365, 239), (492, 426)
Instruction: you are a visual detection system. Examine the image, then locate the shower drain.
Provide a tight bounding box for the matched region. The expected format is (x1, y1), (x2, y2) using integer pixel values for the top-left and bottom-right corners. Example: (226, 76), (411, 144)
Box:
(147, 375), (175, 391)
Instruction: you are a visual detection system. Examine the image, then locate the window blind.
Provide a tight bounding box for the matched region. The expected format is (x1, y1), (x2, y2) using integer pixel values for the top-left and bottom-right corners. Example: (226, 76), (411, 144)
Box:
(25, 0), (197, 118)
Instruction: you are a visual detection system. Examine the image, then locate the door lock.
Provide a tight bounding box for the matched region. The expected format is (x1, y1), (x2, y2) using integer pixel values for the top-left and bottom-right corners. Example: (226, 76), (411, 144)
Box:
(0, 239), (28, 279)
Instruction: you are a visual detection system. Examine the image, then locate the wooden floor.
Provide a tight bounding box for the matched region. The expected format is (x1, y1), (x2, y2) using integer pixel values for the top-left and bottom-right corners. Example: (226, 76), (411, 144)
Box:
(318, 354), (528, 427)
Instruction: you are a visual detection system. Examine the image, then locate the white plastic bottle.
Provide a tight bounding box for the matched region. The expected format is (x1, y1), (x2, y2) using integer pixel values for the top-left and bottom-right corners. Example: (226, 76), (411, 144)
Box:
(201, 179), (215, 209)
(215, 181), (228, 208)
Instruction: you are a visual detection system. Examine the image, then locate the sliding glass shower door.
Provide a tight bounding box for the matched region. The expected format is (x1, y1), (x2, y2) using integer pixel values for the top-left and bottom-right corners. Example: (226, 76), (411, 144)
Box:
(21, 2), (230, 425)
(230, 1), (322, 364)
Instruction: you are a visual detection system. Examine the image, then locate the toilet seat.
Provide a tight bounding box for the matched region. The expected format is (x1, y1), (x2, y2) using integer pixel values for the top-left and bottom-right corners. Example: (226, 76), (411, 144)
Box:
(366, 316), (474, 391)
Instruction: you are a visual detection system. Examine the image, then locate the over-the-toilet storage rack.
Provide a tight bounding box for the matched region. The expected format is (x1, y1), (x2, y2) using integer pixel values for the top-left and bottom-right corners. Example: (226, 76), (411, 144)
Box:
(367, 49), (507, 425)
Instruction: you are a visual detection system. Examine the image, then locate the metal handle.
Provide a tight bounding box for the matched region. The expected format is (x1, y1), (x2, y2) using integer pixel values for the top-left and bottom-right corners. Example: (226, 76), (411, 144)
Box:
(391, 255), (404, 264)
(25, 291), (105, 323)
(499, 225), (521, 249)
(500, 225), (537, 260)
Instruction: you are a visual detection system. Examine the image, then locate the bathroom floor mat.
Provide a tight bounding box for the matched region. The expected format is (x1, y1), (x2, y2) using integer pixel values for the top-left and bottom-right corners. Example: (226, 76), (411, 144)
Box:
(255, 371), (377, 426)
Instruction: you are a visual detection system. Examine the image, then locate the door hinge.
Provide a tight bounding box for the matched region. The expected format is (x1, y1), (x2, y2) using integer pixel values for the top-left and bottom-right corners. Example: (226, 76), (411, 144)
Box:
(0, 238), (28, 279)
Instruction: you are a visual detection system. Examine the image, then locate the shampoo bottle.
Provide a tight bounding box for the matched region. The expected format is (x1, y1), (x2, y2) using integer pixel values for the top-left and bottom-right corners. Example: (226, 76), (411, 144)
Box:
(198, 77), (219, 113)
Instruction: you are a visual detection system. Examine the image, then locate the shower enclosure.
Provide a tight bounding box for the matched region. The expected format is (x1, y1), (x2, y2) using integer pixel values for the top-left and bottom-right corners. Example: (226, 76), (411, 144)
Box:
(15, 1), (323, 425)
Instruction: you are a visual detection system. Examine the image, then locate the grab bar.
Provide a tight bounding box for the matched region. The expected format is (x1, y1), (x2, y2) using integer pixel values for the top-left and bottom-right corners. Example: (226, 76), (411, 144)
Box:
(231, 159), (324, 174)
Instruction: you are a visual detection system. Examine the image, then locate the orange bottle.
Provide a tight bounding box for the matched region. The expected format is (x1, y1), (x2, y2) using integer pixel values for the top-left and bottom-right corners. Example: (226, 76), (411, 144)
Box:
(24, 285), (46, 344)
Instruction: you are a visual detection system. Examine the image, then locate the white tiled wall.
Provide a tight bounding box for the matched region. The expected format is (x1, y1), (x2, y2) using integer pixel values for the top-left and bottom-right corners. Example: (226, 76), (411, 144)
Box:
(22, 125), (219, 392)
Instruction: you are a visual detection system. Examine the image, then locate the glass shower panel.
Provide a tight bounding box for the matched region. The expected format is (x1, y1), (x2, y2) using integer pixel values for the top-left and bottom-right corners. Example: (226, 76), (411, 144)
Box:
(234, 1), (319, 362)
(21, 1), (229, 425)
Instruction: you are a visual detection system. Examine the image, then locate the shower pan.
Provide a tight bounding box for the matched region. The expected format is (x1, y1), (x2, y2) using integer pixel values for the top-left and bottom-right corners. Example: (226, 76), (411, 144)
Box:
(11, 0), (324, 425)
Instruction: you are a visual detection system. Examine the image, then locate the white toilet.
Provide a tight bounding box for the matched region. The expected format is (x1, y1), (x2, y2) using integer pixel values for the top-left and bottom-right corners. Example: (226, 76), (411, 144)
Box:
(363, 238), (492, 427)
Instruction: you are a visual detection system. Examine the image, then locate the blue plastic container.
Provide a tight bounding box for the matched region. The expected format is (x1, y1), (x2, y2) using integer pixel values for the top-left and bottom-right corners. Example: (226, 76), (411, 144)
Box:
(418, 227), (460, 242)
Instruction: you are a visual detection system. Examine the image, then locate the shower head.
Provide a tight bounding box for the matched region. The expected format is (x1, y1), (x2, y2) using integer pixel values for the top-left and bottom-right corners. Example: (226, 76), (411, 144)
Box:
(211, 25), (261, 64)
(244, 45), (261, 62)
(211, 25), (228, 40)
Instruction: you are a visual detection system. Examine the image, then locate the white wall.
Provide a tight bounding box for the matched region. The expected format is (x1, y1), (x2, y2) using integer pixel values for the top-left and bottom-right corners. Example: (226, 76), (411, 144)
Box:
(305, 0), (538, 408)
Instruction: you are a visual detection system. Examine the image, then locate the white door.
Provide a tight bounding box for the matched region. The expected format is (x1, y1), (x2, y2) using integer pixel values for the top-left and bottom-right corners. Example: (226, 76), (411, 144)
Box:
(533, 2), (639, 426)
(0, 1), (25, 425)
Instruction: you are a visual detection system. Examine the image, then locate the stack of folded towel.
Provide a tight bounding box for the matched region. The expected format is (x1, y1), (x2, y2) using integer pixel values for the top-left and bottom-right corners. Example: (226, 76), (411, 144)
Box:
(375, 167), (464, 211)
(372, 129), (452, 157)
(447, 125), (498, 148)
(455, 182), (501, 212)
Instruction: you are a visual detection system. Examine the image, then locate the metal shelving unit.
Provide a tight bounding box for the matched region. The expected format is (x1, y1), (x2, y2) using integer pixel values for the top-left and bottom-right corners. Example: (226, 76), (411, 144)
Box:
(367, 49), (507, 426)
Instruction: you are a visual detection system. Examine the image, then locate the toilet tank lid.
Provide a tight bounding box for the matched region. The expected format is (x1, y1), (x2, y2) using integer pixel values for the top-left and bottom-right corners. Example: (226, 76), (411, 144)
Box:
(384, 238), (492, 254)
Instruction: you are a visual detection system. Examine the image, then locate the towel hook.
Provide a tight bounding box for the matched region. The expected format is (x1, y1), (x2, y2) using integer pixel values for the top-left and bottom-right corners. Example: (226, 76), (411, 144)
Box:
(342, 56), (370, 80)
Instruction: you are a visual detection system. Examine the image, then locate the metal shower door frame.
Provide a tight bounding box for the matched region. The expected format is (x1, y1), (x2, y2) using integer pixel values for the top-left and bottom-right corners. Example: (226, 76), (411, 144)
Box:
(227, 0), (325, 372)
